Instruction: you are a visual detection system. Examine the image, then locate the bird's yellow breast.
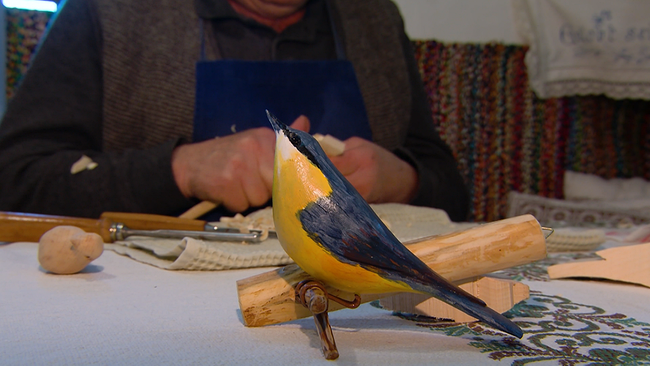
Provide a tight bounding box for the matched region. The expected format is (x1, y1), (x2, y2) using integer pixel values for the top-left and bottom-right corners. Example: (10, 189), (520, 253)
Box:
(272, 138), (332, 269)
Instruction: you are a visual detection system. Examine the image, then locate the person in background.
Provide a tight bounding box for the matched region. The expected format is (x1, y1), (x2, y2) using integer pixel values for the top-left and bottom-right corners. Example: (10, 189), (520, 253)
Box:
(0, 0), (470, 221)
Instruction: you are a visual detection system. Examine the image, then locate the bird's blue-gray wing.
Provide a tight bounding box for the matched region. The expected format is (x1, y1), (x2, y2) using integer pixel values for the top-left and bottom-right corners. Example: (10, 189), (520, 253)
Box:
(298, 142), (523, 339)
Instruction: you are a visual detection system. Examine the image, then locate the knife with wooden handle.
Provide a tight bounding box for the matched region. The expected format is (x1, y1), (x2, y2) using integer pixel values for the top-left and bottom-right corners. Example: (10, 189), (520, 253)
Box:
(0, 211), (211, 243)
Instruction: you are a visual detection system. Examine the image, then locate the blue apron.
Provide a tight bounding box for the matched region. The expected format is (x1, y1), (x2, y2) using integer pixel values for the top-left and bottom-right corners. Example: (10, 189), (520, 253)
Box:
(192, 3), (371, 218)
(192, 3), (372, 142)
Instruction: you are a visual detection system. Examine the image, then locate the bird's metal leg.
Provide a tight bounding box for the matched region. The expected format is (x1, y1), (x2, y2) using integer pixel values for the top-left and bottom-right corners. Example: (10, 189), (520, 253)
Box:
(295, 280), (339, 360)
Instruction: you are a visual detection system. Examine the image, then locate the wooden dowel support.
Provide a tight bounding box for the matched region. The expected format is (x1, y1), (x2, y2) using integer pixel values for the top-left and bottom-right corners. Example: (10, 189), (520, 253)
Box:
(313, 311), (338, 360)
(237, 214), (547, 327)
(296, 280), (339, 360)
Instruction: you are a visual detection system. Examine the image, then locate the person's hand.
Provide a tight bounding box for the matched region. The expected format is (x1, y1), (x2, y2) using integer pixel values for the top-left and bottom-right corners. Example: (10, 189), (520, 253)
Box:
(329, 137), (418, 204)
(172, 116), (310, 212)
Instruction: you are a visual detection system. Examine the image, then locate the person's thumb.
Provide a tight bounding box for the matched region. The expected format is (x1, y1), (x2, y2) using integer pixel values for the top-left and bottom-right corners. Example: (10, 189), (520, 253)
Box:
(290, 115), (311, 133)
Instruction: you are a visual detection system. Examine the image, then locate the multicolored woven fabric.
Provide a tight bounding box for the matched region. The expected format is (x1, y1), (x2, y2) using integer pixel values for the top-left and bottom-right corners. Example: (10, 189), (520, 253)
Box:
(413, 40), (650, 222)
(5, 10), (650, 222)
(5, 8), (54, 100)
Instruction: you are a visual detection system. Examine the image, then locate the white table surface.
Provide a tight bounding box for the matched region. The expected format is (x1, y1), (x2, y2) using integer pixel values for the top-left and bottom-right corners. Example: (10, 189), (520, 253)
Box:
(2, 241), (650, 365)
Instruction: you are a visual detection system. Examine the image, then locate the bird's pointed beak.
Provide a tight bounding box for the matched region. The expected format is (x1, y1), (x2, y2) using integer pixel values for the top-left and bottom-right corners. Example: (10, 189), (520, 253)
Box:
(266, 110), (287, 134)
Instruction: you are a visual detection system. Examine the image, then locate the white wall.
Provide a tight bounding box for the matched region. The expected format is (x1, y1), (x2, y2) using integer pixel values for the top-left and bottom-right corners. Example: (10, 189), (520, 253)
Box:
(392, 0), (522, 44)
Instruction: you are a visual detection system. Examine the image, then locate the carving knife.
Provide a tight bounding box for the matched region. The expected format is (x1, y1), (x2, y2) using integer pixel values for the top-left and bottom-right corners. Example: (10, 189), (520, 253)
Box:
(0, 211), (273, 243)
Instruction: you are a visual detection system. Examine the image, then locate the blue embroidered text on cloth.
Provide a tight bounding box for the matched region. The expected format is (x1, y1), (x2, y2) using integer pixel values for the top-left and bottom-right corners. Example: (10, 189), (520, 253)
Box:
(513, 0), (650, 100)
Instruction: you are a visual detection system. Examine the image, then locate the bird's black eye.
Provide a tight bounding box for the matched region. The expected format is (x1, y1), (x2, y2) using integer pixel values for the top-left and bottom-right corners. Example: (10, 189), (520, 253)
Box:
(286, 130), (320, 169)
(287, 130), (302, 148)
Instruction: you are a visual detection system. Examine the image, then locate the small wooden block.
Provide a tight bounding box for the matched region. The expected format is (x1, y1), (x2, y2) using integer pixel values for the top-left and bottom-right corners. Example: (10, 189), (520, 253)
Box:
(313, 134), (345, 157)
(547, 242), (650, 288)
(379, 277), (529, 322)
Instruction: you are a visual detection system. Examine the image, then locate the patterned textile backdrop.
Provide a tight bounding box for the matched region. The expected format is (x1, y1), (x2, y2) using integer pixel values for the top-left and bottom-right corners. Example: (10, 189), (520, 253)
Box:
(5, 11), (650, 222)
(413, 40), (650, 222)
(5, 8), (53, 100)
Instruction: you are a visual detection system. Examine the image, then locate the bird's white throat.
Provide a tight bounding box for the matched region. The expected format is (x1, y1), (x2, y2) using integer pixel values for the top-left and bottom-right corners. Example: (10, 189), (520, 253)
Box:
(276, 131), (299, 164)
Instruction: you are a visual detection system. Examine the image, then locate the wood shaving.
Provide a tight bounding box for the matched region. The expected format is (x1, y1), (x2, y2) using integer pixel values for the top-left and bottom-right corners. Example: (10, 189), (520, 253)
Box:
(70, 155), (96, 174)
(313, 133), (345, 156)
(217, 209), (275, 241)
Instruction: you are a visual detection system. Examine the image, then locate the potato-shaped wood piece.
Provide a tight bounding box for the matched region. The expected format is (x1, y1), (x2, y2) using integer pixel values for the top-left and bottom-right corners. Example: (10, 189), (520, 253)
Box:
(38, 226), (104, 274)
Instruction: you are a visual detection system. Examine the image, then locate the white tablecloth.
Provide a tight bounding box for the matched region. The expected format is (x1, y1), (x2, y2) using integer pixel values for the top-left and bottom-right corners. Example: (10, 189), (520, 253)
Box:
(2, 241), (650, 365)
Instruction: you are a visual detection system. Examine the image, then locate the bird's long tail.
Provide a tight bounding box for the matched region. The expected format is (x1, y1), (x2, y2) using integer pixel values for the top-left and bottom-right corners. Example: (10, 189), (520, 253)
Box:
(409, 279), (523, 338)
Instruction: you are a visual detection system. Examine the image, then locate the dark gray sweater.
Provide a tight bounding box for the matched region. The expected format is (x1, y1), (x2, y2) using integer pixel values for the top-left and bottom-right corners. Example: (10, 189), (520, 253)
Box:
(0, 0), (470, 221)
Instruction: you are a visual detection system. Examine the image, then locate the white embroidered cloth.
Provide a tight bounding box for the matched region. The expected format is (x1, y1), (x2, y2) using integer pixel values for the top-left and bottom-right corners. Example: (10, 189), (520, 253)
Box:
(564, 170), (650, 202)
(512, 0), (650, 100)
(507, 190), (650, 228)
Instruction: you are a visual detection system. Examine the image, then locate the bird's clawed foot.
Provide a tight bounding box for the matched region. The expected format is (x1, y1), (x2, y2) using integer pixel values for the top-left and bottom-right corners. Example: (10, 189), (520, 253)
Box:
(295, 280), (362, 360)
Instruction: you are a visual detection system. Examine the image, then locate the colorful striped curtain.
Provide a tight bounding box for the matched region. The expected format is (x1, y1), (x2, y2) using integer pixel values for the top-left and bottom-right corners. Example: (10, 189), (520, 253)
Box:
(414, 40), (650, 222)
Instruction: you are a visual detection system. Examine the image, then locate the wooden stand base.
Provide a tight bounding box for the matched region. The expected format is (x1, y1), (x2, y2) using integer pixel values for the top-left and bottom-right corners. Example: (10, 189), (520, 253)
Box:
(548, 242), (650, 288)
(379, 276), (529, 322)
